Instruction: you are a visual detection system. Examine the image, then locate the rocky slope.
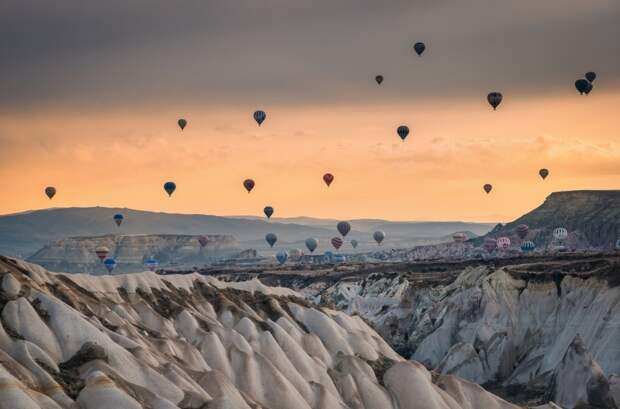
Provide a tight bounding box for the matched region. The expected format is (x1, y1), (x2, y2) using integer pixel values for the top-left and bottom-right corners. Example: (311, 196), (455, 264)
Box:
(0, 255), (526, 409)
(28, 234), (246, 274)
(248, 254), (620, 408)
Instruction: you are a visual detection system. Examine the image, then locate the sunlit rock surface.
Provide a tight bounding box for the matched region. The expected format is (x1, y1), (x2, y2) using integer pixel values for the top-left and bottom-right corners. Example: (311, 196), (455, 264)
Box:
(0, 255), (521, 409)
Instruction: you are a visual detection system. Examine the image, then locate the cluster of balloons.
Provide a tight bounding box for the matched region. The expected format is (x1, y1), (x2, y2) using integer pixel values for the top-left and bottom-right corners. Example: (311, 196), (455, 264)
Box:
(575, 72), (596, 95)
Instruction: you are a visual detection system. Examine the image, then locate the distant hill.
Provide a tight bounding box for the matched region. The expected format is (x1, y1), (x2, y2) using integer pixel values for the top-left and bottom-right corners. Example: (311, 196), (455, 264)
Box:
(480, 190), (620, 249)
(0, 207), (494, 258)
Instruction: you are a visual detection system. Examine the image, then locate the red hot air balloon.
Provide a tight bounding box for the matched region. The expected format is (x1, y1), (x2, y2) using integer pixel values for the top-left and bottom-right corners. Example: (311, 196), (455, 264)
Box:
(243, 179), (255, 193)
(483, 184), (493, 194)
(198, 236), (209, 248)
(95, 246), (109, 261)
(331, 237), (343, 250)
(323, 173), (334, 187)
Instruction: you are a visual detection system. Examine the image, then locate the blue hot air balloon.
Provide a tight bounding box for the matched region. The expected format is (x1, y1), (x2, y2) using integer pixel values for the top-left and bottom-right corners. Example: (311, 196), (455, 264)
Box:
(265, 233), (278, 248)
(305, 238), (318, 253)
(145, 257), (159, 271)
(323, 251), (334, 263)
(103, 258), (117, 273)
(521, 241), (536, 252)
(276, 250), (288, 265)
(164, 182), (176, 197)
(113, 214), (124, 227)
(254, 110), (266, 126)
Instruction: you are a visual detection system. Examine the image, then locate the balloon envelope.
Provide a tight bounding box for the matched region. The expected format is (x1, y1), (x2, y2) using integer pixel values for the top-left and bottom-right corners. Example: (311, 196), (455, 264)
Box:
(45, 187), (56, 199)
(264, 206), (274, 219)
(276, 250), (288, 265)
(331, 237), (343, 250)
(487, 92), (503, 110)
(145, 257), (159, 271)
(516, 224), (529, 239)
(164, 182), (176, 197)
(243, 179), (255, 193)
(103, 258), (117, 273)
(453, 232), (467, 243)
(539, 168), (549, 180)
(253, 110), (266, 126)
(483, 184), (493, 194)
(575, 79), (590, 95)
(373, 231), (385, 245)
(337, 221), (351, 237)
(553, 227), (568, 241)
(113, 214), (124, 227)
(375, 75), (384, 85)
(350, 239), (358, 249)
(585, 72), (596, 83)
(305, 238), (318, 253)
(397, 125), (409, 141)
(178, 119), (187, 130)
(95, 246), (109, 261)
(483, 238), (497, 253)
(323, 173), (334, 187)
(497, 237), (511, 250)
(198, 236), (209, 248)
(521, 241), (536, 252)
(265, 233), (278, 247)
(413, 42), (426, 56)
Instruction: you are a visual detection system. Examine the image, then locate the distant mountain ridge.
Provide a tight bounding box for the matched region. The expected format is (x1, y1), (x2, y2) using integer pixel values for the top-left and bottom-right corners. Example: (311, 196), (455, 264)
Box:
(0, 206), (494, 257)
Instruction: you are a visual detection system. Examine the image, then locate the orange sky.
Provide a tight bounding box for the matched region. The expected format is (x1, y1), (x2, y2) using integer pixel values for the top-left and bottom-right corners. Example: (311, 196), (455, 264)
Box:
(1, 91), (618, 222)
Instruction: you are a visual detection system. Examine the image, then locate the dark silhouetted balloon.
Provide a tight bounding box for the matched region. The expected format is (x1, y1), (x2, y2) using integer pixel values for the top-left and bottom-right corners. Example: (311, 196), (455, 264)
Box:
(487, 92), (503, 110)
(145, 257), (159, 271)
(516, 224), (529, 239)
(585, 72), (596, 83)
(413, 42), (426, 56)
(103, 258), (117, 273)
(331, 237), (343, 250)
(497, 237), (511, 250)
(397, 125), (409, 141)
(521, 241), (535, 252)
(95, 246), (109, 261)
(264, 206), (274, 219)
(337, 221), (351, 237)
(164, 182), (176, 197)
(373, 231), (385, 245)
(483, 237), (497, 253)
(198, 236), (209, 248)
(178, 119), (187, 130)
(453, 232), (467, 243)
(276, 250), (288, 265)
(483, 184), (493, 194)
(253, 110), (266, 126)
(243, 179), (255, 193)
(45, 187), (56, 199)
(375, 75), (384, 85)
(575, 79), (591, 95)
(351, 239), (358, 248)
(265, 233), (278, 247)
(305, 238), (318, 253)
(323, 173), (334, 187)
(539, 168), (549, 180)
(113, 214), (124, 227)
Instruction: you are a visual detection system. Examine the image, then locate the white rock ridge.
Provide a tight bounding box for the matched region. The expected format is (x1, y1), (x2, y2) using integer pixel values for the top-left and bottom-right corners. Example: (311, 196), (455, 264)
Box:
(0, 256), (520, 409)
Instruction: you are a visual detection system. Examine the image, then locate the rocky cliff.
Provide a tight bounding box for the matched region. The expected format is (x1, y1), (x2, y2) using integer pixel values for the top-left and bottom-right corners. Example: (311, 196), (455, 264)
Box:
(0, 255), (522, 409)
(28, 234), (243, 273)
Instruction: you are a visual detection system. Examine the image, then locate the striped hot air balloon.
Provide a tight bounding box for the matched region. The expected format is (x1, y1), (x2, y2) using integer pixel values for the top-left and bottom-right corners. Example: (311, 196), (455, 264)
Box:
(453, 232), (467, 243)
(331, 237), (343, 250)
(253, 110), (266, 126)
(521, 241), (536, 252)
(483, 237), (497, 253)
(497, 237), (511, 250)
(516, 224), (529, 239)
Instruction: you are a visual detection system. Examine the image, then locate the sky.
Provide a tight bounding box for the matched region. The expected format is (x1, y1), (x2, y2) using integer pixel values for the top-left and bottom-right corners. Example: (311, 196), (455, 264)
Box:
(1, 0), (619, 221)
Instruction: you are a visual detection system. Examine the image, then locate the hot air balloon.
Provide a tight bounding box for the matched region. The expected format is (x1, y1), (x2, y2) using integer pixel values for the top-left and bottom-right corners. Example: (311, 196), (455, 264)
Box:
(265, 233), (278, 248)
(323, 173), (334, 187)
(253, 110), (266, 126)
(483, 237), (497, 253)
(145, 257), (159, 272)
(264, 206), (274, 219)
(616, 239), (620, 250)
(305, 238), (318, 253)
(487, 92), (503, 110)
(539, 168), (549, 180)
(375, 75), (384, 85)
(95, 246), (109, 261)
(333, 254), (346, 264)
(453, 232), (467, 243)
(289, 248), (304, 259)
(516, 224), (529, 239)
(243, 179), (255, 193)
(553, 227), (568, 241)
(276, 250), (288, 265)
(103, 258), (117, 273)
(178, 119), (187, 130)
(397, 125), (409, 141)
(337, 221), (351, 237)
(323, 251), (334, 263)
(45, 187), (56, 199)
(351, 239), (358, 249)
(585, 72), (596, 83)
(413, 42), (426, 56)
(521, 241), (535, 252)
(164, 182), (176, 197)
(331, 237), (343, 250)
(575, 79), (591, 95)
(113, 214), (124, 227)
(373, 231), (385, 245)
(497, 237), (511, 250)
(198, 236), (209, 248)
(483, 184), (493, 194)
